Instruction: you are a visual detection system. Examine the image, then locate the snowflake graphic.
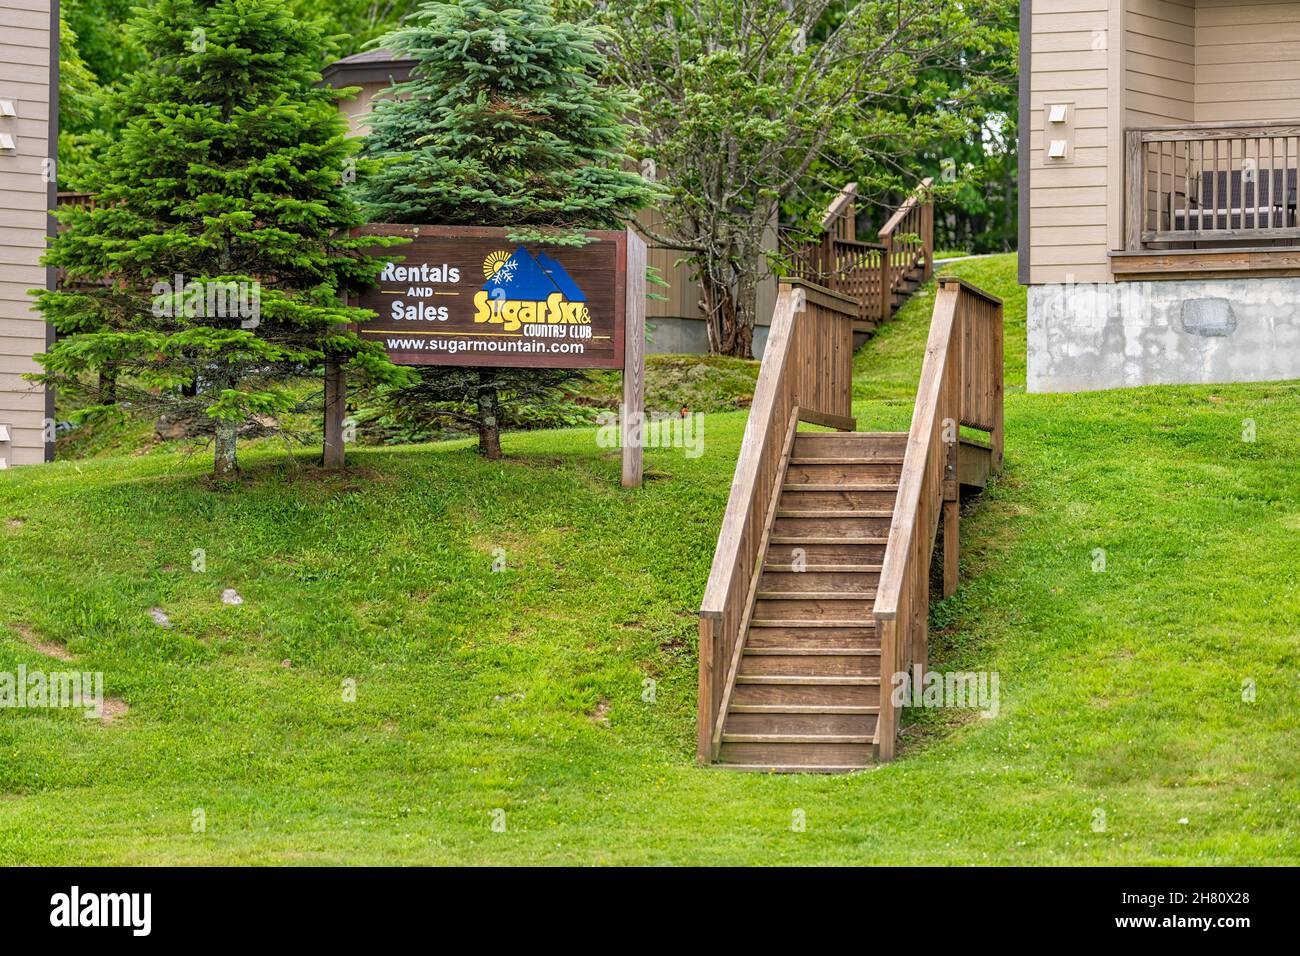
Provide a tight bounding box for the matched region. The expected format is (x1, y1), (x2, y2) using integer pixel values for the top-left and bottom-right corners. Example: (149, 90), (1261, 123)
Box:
(491, 259), (518, 286)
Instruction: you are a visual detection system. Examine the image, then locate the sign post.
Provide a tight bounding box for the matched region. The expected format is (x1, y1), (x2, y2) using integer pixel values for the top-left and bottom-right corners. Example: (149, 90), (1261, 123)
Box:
(346, 225), (646, 486)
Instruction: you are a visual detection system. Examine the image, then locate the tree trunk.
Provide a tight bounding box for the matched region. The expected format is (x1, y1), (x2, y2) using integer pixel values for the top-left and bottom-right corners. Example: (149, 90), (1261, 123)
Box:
(98, 370), (117, 405)
(700, 256), (758, 359)
(322, 355), (347, 470)
(213, 418), (239, 478)
(476, 372), (502, 460)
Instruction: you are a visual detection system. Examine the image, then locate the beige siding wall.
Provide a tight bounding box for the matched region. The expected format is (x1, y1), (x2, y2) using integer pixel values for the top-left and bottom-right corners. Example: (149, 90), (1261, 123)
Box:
(1196, 0), (1300, 122)
(1028, 0), (1117, 283)
(338, 81), (391, 136)
(637, 205), (777, 327)
(1126, 0), (1196, 126)
(0, 0), (51, 467)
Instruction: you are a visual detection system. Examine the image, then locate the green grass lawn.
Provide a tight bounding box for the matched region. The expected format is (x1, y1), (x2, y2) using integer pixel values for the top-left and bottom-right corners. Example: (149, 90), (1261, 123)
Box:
(1, 253), (1296, 864)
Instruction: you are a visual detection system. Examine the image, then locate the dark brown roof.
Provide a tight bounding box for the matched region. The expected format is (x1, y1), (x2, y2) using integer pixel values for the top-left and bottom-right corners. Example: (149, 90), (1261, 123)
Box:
(321, 48), (416, 86)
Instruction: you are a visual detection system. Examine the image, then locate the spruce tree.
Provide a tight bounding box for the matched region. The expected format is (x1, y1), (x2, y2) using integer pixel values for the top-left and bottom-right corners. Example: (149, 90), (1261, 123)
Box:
(35, 0), (406, 479)
(358, 0), (655, 459)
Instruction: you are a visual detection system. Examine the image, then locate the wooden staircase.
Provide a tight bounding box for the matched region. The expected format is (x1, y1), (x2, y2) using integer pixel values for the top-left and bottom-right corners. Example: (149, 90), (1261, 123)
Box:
(699, 278), (1004, 772)
(781, 179), (935, 335)
(719, 431), (900, 770)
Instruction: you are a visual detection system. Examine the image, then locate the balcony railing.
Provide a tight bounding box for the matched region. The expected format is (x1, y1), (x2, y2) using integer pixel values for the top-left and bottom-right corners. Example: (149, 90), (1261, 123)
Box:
(1125, 122), (1300, 250)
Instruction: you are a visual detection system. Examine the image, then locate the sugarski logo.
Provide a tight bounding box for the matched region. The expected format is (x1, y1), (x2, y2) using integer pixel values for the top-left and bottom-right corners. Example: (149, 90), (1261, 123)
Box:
(474, 246), (593, 332)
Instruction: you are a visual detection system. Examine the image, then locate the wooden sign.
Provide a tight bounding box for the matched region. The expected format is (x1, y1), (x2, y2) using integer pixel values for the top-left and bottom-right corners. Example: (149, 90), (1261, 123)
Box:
(346, 224), (646, 487)
(352, 225), (636, 370)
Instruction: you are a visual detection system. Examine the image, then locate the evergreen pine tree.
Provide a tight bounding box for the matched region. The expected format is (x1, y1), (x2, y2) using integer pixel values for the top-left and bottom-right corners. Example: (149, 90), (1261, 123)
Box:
(357, 0), (655, 459)
(36, 0), (406, 479)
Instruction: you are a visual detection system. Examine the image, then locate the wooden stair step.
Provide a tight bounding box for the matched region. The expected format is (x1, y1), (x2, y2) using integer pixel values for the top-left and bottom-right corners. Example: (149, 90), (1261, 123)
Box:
(749, 619), (875, 628)
(776, 509), (894, 519)
(796, 432), (904, 439)
(755, 590), (877, 601)
(722, 734), (873, 744)
(782, 483), (898, 492)
(714, 764), (868, 774)
(762, 564), (882, 573)
(743, 647), (879, 657)
(730, 704), (880, 714)
(734, 675), (880, 685)
(789, 457), (904, 466)
(769, 536), (889, 545)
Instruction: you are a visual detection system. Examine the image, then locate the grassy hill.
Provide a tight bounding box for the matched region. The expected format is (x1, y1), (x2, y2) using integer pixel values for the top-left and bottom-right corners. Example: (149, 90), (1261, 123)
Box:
(1, 254), (1296, 864)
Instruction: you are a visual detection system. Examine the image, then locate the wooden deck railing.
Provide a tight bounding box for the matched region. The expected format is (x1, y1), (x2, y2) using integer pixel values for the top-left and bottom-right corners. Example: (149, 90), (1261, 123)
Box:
(872, 277), (1003, 762)
(782, 179), (933, 328)
(697, 280), (859, 762)
(1125, 123), (1300, 249)
(56, 191), (97, 213)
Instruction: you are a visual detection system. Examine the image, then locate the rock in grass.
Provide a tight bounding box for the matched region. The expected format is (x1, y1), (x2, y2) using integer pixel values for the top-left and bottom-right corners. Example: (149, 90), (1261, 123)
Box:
(148, 608), (170, 627)
(221, 588), (244, 606)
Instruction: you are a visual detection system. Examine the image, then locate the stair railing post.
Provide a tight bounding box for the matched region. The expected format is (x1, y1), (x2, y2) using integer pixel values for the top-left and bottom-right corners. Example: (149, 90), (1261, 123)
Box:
(878, 234), (892, 323)
(923, 192), (934, 281)
(697, 614), (716, 764)
(990, 296), (1005, 473)
(877, 617), (898, 763)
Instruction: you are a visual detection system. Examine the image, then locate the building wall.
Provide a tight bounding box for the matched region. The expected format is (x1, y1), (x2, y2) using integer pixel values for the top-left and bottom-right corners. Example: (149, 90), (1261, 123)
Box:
(1027, 0), (1117, 285)
(1126, 0), (1196, 127)
(337, 80), (391, 136)
(1028, 275), (1300, 390)
(0, 0), (53, 467)
(1027, 0), (1300, 292)
(1026, 0), (1300, 392)
(1196, 0), (1300, 123)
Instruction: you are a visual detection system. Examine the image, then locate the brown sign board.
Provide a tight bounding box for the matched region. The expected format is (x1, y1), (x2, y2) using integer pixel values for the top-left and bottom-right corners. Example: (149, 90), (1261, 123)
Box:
(352, 225), (629, 370)
(348, 223), (647, 487)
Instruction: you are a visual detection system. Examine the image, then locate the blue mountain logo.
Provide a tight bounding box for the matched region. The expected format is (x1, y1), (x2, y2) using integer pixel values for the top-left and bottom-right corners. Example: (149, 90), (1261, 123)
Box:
(474, 246), (591, 332)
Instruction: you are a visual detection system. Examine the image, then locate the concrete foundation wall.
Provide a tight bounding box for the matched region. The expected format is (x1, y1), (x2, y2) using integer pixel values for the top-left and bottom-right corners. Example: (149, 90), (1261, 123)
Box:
(647, 317), (771, 358)
(1028, 277), (1300, 392)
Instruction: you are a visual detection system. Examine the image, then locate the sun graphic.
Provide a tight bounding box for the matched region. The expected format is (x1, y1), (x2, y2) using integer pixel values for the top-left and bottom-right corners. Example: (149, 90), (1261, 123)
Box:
(483, 250), (512, 279)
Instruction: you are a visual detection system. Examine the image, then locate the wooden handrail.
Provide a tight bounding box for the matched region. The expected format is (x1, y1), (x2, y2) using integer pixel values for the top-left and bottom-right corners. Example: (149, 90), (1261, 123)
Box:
(697, 279), (859, 763)
(821, 182), (858, 234)
(872, 276), (1002, 761)
(877, 177), (935, 240)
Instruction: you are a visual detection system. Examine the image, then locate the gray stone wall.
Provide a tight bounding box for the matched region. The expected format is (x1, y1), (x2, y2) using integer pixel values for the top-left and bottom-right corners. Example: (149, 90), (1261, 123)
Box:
(1027, 277), (1300, 392)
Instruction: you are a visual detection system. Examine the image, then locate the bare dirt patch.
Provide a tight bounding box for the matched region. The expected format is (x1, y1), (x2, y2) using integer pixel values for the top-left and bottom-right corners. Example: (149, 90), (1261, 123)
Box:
(7, 622), (74, 662)
(588, 697), (612, 726)
(99, 698), (129, 725)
